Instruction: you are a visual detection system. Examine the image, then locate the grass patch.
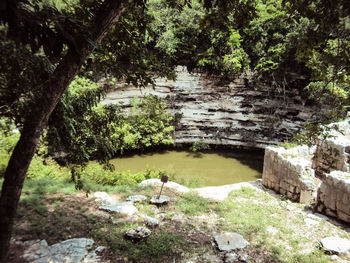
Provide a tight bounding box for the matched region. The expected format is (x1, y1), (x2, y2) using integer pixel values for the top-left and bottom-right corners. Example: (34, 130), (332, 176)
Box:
(176, 192), (217, 216)
(22, 177), (77, 195)
(92, 224), (185, 263)
(7, 175), (350, 263)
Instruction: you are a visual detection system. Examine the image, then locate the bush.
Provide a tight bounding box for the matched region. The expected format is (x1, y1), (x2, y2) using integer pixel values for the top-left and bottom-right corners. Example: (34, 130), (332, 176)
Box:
(189, 141), (210, 152)
(0, 120), (20, 177)
(81, 163), (164, 186)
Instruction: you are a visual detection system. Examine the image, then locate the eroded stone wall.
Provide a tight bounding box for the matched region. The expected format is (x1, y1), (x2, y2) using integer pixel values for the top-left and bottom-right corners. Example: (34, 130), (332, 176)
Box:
(316, 171), (350, 223)
(262, 145), (318, 203)
(103, 66), (316, 148)
(263, 120), (350, 223)
(312, 121), (350, 173)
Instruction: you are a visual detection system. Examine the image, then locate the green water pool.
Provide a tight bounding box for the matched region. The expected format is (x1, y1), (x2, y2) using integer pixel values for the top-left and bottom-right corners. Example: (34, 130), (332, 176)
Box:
(110, 149), (264, 186)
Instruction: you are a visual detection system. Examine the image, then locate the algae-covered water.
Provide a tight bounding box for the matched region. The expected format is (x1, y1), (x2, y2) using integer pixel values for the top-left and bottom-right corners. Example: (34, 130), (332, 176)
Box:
(110, 149), (264, 186)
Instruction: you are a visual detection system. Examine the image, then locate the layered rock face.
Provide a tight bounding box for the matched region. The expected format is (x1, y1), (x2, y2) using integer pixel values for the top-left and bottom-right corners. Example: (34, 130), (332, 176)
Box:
(103, 66), (316, 148)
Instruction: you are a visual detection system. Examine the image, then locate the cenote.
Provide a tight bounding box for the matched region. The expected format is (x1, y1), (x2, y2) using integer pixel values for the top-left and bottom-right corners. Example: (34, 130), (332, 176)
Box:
(110, 148), (264, 187)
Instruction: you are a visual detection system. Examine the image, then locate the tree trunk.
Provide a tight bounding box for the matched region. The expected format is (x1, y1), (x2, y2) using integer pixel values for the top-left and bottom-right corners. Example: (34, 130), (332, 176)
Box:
(0, 0), (127, 261)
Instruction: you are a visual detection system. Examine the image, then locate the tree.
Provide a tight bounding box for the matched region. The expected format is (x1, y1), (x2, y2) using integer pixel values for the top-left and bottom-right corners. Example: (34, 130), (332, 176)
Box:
(285, 0), (350, 117)
(0, 0), (129, 259)
(0, 0), (259, 259)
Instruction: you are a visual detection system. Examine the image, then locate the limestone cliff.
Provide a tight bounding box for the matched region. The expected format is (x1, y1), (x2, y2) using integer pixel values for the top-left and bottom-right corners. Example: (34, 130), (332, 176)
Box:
(103, 66), (316, 148)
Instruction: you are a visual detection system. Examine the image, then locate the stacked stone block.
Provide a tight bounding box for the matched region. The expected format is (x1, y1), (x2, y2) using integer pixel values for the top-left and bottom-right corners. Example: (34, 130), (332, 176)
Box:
(312, 121), (350, 174)
(262, 145), (317, 203)
(316, 171), (350, 223)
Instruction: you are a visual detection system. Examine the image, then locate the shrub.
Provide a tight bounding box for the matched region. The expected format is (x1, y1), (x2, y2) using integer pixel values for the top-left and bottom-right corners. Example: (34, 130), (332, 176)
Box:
(81, 163), (163, 186)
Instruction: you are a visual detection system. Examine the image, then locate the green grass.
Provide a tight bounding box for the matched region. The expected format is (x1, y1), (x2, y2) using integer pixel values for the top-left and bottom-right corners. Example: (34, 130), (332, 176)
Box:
(176, 191), (217, 216)
(91, 223), (185, 263)
(3, 173), (347, 263)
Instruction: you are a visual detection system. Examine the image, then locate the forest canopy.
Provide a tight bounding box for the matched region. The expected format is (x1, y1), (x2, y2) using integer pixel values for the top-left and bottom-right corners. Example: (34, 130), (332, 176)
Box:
(0, 0), (349, 166)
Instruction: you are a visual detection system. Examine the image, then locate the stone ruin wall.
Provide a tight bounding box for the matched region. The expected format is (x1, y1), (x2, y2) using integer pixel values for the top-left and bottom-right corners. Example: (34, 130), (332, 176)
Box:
(103, 66), (317, 148)
(263, 120), (350, 223)
(316, 171), (350, 222)
(262, 145), (318, 203)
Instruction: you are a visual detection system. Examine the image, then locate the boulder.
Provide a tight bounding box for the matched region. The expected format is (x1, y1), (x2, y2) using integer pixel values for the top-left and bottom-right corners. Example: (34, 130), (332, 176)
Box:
(214, 232), (250, 252)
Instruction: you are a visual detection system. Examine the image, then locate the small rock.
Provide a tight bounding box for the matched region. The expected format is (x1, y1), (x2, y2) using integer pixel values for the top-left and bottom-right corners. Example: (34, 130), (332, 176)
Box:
(214, 232), (250, 252)
(125, 227), (151, 241)
(82, 252), (99, 263)
(306, 212), (328, 221)
(238, 252), (249, 262)
(225, 253), (238, 263)
(95, 246), (106, 253)
(172, 214), (186, 223)
(95, 211), (111, 219)
(266, 226), (278, 235)
(126, 195), (147, 203)
(320, 236), (350, 254)
(141, 214), (160, 227)
(94, 192), (113, 205)
(10, 238), (16, 245)
(201, 252), (223, 263)
(304, 218), (319, 226)
(330, 255), (339, 261)
(99, 202), (138, 216)
(150, 195), (170, 205)
(156, 213), (167, 219)
(286, 205), (296, 211)
(151, 207), (160, 214)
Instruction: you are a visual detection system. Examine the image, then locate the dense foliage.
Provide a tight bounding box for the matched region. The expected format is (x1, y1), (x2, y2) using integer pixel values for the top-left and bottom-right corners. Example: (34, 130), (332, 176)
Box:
(0, 0), (349, 171)
(147, 0), (350, 118)
(46, 76), (174, 164)
(1, 0), (349, 166)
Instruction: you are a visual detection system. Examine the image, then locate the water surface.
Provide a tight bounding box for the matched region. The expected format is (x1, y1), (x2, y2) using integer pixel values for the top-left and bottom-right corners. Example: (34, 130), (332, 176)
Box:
(110, 149), (263, 186)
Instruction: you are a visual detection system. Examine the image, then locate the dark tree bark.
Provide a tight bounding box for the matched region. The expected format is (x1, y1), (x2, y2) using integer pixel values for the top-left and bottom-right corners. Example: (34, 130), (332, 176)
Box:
(0, 0), (127, 261)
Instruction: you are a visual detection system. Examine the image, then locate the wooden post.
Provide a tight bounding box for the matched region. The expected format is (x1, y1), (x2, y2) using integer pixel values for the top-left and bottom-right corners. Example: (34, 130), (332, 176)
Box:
(157, 175), (168, 199)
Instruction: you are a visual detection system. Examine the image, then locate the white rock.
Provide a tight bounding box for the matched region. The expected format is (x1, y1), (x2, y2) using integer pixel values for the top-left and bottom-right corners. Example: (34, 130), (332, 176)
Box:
(95, 211), (110, 219)
(125, 227), (151, 240)
(194, 181), (261, 201)
(320, 236), (350, 254)
(172, 214), (187, 223)
(22, 238), (96, 263)
(99, 202), (138, 216)
(304, 218), (319, 226)
(330, 255), (340, 261)
(214, 232), (250, 251)
(126, 195), (147, 203)
(150, 195), (170, 205)
(94, 192), (113, 205)
(266, 226), (278, 235)
(95, 246), (106, 253)
(225, 253), (238, 263)
(140, 214), (160, 227)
